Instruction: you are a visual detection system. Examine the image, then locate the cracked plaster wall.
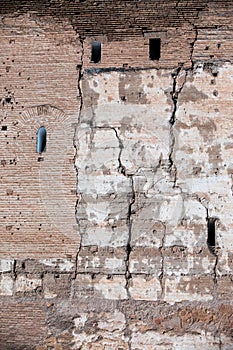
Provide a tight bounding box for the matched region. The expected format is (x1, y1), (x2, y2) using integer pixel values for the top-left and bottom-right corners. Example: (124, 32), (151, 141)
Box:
(0, 1), (233, 349)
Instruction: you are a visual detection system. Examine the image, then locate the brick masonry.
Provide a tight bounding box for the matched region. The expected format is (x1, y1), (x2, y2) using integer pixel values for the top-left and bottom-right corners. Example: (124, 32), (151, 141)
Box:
(0, 1), (233, 349)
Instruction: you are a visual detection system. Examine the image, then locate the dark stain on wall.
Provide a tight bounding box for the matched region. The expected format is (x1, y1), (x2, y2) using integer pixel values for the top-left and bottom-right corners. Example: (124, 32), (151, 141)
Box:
(119, 72), (147, 104)
(0, 0), (219, 40)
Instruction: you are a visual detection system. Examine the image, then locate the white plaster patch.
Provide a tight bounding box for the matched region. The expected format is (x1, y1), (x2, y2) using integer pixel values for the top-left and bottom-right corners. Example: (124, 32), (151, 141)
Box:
(94, 275), (127, 300)
(165, 227), (202, 248)
(0, 259), (13, 273)
(77, 173), (131, 197)
(15, 276), (41, 293)
(73, 313), (88, 328)
(164, 275), (212, 304)
(158, 194), (184, 225)
(131, 331), (220, 349)
(39, 258), (74, 272)
(0, 275), (13, 296)
(104, 257), (124, 270)
(72, 310), (128, 349)
(82, 224), (129, 247)
(97, 310), (126, 332)
(184, 198), (207, 220)
(129, 275), (161, 301)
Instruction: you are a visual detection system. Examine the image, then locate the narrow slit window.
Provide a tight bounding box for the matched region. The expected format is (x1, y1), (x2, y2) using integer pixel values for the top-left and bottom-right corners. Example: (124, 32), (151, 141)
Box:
(207, 218), (216, 253)
(149, 38), (161, 60)
(91, 41), (101, 63)
(37, 126), (47, 153)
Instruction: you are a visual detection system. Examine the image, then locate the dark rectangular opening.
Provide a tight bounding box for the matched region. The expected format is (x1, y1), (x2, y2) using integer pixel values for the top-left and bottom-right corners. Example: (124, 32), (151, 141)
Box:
(207, 218), (216, 247)
(1, 126), (7, 131)
(149, 38), (161, 60)
(91, 41), (101, 63)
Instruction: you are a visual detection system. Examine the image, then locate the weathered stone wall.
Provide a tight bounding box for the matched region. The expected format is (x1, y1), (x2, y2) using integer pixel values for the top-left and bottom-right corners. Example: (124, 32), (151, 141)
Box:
(0, 1), (233, 349)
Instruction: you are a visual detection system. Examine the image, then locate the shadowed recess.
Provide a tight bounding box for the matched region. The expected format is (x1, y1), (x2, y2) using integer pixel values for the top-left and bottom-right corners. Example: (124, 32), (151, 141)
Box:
(207, 217), (216, 248)
(37, 126), (47, 153)
(91, 41), (101, 63)
(149, 38), (161, 60)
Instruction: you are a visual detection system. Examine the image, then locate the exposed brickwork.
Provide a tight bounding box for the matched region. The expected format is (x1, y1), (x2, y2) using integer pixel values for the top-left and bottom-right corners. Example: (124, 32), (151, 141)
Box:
(0, 301), (46, 350)
(0, 1), (233, 349)
(0, 15), (79, 258)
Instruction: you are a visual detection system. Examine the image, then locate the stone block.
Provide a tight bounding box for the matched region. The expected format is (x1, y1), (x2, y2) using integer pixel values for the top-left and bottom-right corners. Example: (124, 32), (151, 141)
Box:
(0, 275), (13, 296)
(77, 246), (126, 274)
(43, 273), (71, 299)
(129, 247), (161, 275)
(129, 274), (161, 301)
(164, 275), (213, 303)
(15, 275), (42, 294)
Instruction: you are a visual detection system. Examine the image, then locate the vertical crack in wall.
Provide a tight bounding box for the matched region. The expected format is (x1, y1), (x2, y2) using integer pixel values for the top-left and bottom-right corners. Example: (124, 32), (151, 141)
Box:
(212, 247), (218, 301)
(169, 65), (186, 187)
(158, 222), (166, 299)
(113, 127), (134, 349)
(113, 127), (126, 176)
(210, 219), (219, 302)
(125, 175), (135, 299)
(218, 333), (222, 350)
(40, 271), (45, 297)
(206, 209), (218, 300)
(189, 7), (200, 70)
(90, 107), (97, 146)
(72, 35), (84, 286)
(12, 259), (17, 280)
(176, 0), (200, 70)
(113, 127), (135, 297)
(195, 195), (219, 300)
(120, 302), (132, 350)
(190, 25), (198, 70)
(195, 195), (219, 301)
(168, 6), (199, 184)
(124, 176), (135, 350)
(77, 36), (84, 123)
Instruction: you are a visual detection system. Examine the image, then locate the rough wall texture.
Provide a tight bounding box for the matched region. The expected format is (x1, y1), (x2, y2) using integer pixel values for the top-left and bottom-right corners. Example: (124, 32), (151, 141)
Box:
(0, 1), (233, 349)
